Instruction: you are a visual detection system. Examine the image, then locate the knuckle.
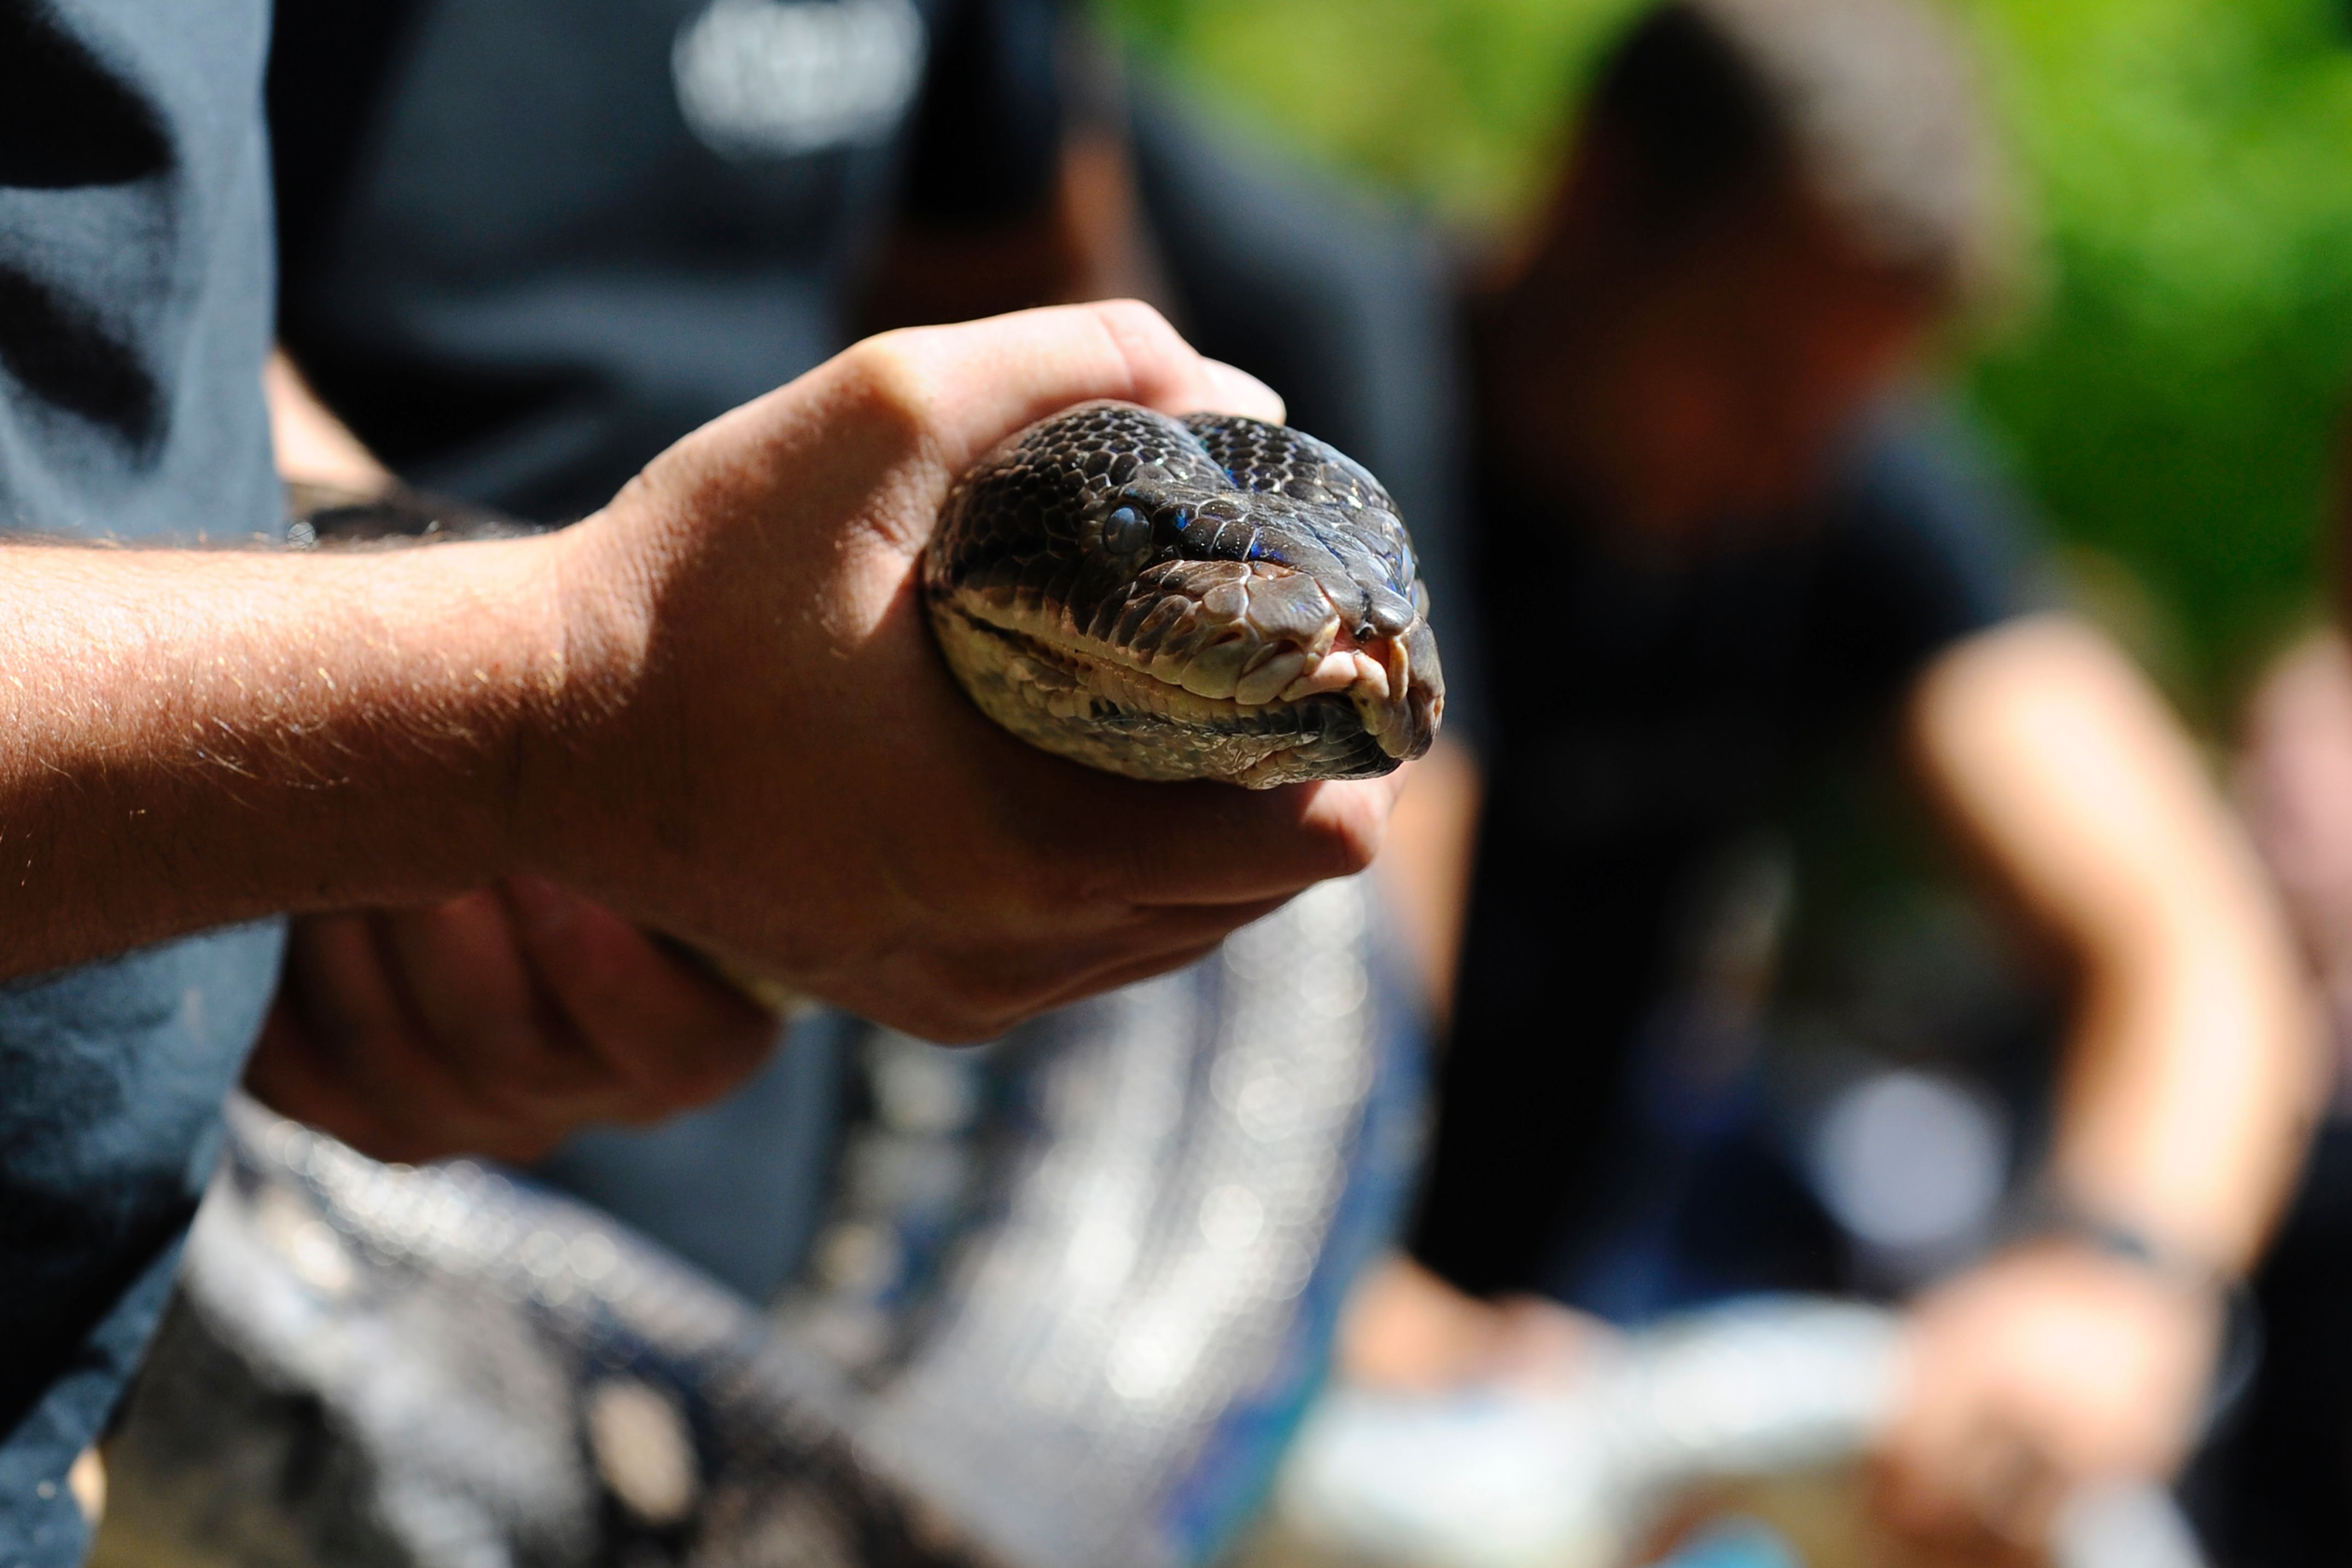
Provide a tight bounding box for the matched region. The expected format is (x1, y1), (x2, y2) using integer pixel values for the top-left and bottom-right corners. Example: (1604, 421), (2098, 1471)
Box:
(835, 334), (936, 435)
(1088, 301), (1187, 395)
(1091, 298), (1178, 353)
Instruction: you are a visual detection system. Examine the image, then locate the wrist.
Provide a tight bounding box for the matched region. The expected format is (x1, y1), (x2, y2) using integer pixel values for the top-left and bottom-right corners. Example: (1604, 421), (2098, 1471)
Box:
(2003, 1194), (2235, 1298)
(267, 534), (583, 900)
(505, 508), (661, 892)
(284, 479), (626, 893)
(2000, 1191), (2260, 1431)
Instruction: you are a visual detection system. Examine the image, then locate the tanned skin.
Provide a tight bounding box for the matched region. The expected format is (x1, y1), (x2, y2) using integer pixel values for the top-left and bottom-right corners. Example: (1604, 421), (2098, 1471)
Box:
(7, 304), (1400, 1156)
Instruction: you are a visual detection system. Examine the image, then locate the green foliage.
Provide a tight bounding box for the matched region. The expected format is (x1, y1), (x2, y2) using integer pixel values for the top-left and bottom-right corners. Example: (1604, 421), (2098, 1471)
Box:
(1096, 0), (1645, 223)
(1963, 0), (2352, 705)
(1095, 0), (2352, 712)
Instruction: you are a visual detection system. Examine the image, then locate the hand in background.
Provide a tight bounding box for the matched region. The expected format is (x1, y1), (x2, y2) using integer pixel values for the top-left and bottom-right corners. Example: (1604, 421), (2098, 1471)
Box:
(1338, 1254), (1617, 1394)
(1872, 1240), (2220, 1561)
(245, 878), (778, 1165)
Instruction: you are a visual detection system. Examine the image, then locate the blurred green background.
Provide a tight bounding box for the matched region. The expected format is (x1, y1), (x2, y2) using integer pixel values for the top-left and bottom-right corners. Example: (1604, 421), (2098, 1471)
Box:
(1095, 0), (2352, 720)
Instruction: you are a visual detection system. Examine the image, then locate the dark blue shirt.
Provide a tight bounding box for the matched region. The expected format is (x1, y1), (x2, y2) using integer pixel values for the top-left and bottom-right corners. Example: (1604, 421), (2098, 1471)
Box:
(0, 2), (284, 1561)
(1412, 398), (2035, 1300)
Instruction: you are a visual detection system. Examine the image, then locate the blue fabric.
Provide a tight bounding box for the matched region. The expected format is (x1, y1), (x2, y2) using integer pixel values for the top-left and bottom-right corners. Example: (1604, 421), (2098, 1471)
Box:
(0, 1), (284, 1560)
(0, 930), (286, 1566)
(269, 0), (1057, 523)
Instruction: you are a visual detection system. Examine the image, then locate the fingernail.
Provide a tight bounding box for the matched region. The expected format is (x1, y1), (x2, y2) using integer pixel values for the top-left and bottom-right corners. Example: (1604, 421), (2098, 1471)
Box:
(1202, 360), (1286, 424)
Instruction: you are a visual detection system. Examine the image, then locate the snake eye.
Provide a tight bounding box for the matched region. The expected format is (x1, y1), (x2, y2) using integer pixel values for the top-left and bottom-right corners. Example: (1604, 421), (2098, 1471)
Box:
(1102, 505), (1148, 555)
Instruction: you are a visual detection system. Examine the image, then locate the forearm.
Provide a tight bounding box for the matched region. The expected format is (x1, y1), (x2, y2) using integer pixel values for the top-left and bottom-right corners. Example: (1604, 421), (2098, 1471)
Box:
(1912, 616), (2325, 1274)
(2050, 864), (2319, 1274)
(0, 535), (583, 977)
(267, 349), (394, 492)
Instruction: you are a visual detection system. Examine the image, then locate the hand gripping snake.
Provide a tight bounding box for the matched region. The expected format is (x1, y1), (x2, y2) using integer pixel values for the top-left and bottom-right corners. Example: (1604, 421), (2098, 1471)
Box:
(293, 400), (1444, 789)
(293, 401), (1443, 1005)
(924, 402), (1445, 786)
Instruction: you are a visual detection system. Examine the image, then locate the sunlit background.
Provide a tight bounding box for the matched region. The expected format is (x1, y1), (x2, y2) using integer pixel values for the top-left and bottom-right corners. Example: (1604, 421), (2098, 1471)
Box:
(1098, 0), (2352, 716)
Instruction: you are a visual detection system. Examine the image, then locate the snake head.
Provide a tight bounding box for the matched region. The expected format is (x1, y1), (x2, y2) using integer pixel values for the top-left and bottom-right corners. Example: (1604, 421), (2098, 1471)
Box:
(926, 401), (1445, 787)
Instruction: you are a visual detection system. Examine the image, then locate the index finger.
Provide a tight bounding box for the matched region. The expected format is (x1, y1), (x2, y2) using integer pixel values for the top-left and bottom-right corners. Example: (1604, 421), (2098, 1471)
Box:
(1000, 757), (1404, 908)
(852, 300), (1285, 480)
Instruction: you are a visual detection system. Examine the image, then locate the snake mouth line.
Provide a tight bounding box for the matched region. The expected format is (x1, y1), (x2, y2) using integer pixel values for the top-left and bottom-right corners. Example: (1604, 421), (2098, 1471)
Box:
(935, 593), (1426, 762)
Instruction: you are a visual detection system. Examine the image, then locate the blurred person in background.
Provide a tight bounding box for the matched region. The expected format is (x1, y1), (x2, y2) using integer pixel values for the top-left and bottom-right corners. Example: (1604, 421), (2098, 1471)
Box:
(1343, 0), (2322, 1557)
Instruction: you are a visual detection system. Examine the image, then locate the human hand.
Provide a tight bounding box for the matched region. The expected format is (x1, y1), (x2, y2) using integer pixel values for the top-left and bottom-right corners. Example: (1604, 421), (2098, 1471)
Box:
(244, 877), (778, 1165)
(1340, 1255), (1617, 1394)
(1872, 1240), (2221, 1561)
(524, 301), (1401, 1041)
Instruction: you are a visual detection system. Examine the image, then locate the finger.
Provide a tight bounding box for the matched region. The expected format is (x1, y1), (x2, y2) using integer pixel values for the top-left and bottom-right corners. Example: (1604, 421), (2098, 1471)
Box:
(1201, 359), (1285, 424)
(863, 935), (1233, 1046)
(898, 896), (1291, 1042)
(504, 877), (779, 1115)
(249, 970), (569, 1165)
(1962, 1434), (2066, 1547)
(1878, 1389), (2061, 1555)
(1023, 935), (1238, 1018)
(857, 301), (1284, 480)
(988, 890), (1293, 999)
(245, 999), (436, 1162)
(279, 912), (607, 1159)
(1876, 1345), (1987, 1540)
(375, 891), (623, 1120)
(279, 910), (412, 1051)
(1021, 768), (1401, 908)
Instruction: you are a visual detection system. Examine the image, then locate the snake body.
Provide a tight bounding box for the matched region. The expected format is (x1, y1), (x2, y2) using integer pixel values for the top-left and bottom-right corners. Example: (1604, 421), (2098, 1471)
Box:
(925, 403), (1444, 787)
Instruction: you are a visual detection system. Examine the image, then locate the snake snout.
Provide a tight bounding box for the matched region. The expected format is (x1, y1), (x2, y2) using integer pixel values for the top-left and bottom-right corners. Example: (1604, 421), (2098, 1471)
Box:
(1336, 619), (1443, 763)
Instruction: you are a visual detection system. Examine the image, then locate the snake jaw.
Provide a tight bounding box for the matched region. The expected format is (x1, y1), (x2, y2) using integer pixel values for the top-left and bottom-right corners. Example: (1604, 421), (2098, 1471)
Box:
(934, 572), (1437, 785)
(1337, 630), (1442, 761)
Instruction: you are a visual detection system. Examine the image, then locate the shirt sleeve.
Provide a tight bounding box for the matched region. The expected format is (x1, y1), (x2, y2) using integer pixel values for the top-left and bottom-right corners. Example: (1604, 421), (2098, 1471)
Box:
(1797, 393), (2045, 725)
